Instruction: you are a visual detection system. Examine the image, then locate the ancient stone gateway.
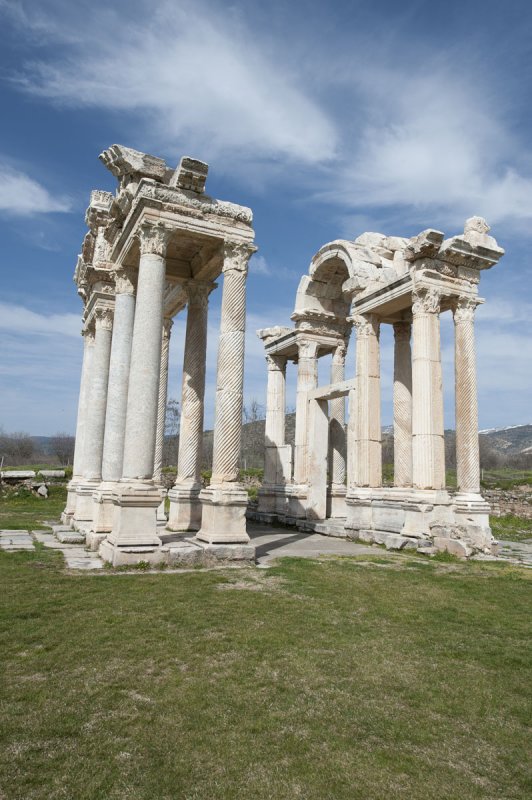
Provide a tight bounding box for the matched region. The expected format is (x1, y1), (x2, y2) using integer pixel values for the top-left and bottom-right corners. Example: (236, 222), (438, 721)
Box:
(256, 219), (504, 557)
(62, 145), (256, 566)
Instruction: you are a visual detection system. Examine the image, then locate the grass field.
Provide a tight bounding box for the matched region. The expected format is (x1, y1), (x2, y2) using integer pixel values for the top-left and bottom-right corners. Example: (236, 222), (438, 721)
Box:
(0, 485), (66, 530)
(1, 535), (531, 799)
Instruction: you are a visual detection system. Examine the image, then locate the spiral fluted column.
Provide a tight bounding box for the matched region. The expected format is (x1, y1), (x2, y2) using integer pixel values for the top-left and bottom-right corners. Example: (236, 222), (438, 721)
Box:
(197, 241), (255, 545)
(153, 318), (173, 484)
(329, 342), (347, 488)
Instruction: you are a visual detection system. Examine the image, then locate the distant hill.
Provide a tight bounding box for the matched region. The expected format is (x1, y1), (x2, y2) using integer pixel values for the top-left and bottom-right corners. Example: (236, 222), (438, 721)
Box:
(479, 425), (532, 456)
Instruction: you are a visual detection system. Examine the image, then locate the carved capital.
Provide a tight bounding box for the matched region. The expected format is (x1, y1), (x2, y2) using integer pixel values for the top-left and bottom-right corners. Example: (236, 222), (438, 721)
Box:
(222, 240), (256, 274)
(452, 296), (478, 323)
(265, 354), (286, 373)
(332, 341), (348, 366)
(412, 287), (441, 315)
(94, 306), (113, 332)
(82, 327), (95, 344)
(351, 314), (380, 338)
(393, 321), (412, 342)
(297, 339), (320, 360)
(112, 265), (136, 296)
(136, 220), (172, 256)
(185, 281), (213, 308)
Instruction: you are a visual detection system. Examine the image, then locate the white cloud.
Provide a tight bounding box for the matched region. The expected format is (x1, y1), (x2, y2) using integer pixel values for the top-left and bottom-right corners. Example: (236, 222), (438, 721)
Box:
(9, 0), (336, 165)
(0, 302), (79, 336)
(0, 164), (71, 216)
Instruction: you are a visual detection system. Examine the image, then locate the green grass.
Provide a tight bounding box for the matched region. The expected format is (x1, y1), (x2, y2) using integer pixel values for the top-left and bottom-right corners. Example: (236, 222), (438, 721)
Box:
(0, 543), (531, 799)
(491, 514), (532, 542)
(0, 485), (66, 530)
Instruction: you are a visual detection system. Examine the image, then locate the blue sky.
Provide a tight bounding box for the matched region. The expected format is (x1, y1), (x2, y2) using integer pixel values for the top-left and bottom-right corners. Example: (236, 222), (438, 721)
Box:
(0, 0), (531, 435)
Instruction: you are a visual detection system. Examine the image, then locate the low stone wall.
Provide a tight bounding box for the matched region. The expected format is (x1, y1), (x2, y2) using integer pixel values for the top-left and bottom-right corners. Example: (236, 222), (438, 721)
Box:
(484, 487), (532, 519)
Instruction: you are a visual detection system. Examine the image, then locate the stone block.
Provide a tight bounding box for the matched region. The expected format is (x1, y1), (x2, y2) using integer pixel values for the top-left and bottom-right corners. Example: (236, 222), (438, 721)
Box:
(433, 537), (473, 558)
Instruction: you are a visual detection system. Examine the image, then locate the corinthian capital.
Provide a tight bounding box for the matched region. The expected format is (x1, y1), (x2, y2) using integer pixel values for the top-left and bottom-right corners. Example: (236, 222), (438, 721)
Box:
(265, 354), (286, 372)
(351, 314), (380, 338)
(162, 317), (174, 339)
(393, 321), (412, 342)
(452, 295), (478, 322)
(95, 306), (114, 331)
(136, 220), (172, 256)
(222, 240), (257, 274)
(297, 339), (319, 360)
(112, 265), (136, 296)
(185, 281), (213, 308)
(412, 287), (441, 315)
(332, 341), (348, 366)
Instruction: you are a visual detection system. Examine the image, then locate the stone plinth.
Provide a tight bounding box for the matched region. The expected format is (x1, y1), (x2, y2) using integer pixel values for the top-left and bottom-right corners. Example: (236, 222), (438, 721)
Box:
(197, 485), (250, 545)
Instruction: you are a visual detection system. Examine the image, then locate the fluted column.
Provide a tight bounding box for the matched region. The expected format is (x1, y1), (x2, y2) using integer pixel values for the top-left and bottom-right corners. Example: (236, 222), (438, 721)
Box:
(197, 240), (255, 546)
(411, 288), (445, 490)
(82, 307), (114, 481)
(153, 318), (173, 484)
(101, 221), (171, 562)
(352, 314), (381, 488)
(62, 326), (95, 522)
(453, 296), (480, 494)
(329, 342), (347, 488)
(121, 221), (170, 482)
(393, 321), (413, 488)
(168, 283), (211, 531)
(293, 339), (319, 485)
(263, 354), (287, 485)
(100, 267), (136, 483)
(73, 306), (113, 529)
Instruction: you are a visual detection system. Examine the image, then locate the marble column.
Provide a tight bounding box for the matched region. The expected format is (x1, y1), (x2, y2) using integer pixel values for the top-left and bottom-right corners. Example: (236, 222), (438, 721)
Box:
(453, 297), (480, 495)
(73, 306), (113, 529)
(154, 318), (173, 521)
(352, 314), (381, 488)
(168, 283), (211, 531)
(411, 288), (445, 490)
(293, 339), (319, 485)
(89, 267), (136, 543)
(197, 241), (255, 545)
(393, 321), (413, 488)
(329, 342), (347, 487)
(101, 220), (171, 564)
(62, 326), (95, 524)
(263, 354), (287, 485)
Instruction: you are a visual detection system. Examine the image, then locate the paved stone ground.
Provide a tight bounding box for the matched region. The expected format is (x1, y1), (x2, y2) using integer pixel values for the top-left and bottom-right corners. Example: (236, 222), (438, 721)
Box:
(0, 530), (34, 551)
(497, 538), (532, 567)
(33, 530), (104, 570)
(247, 522), (383, 565)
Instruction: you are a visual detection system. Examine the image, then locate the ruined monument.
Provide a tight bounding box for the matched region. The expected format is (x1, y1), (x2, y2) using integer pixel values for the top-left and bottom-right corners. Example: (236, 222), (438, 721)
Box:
(256, 219), (504, 557)
(62, 145), (256, 566)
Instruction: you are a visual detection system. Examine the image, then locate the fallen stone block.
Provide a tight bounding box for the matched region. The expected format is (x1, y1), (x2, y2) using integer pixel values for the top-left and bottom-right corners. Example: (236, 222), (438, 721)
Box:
(433, 537), (473, 558)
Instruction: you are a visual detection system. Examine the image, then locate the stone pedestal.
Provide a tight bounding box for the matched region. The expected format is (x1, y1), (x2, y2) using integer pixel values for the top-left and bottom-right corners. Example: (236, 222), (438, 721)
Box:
(100, 482), (164, 566)
(197, 484), (249, 544)
(168, 484), (202, 530)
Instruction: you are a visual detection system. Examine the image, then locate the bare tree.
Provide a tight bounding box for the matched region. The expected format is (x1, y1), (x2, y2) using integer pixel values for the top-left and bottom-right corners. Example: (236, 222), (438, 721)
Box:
(163, 398), (180, 467)
(0, 429), (36, 466)
(242, 399), (265, 424)
(50, 432), (75, 465)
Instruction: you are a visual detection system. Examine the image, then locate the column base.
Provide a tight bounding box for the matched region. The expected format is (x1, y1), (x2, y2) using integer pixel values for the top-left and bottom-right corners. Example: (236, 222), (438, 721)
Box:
(196, 484), (249, 544)
(99, 482), (163, 565)
(452, 492), (494, 554)
(285, 484), (308, 519)
(62, 478), (82, 525)
(345, 487), (374, 537)
(72, 480), (100, 532)
(156, 488), (168, 522)
(90, 482), (117, 535)
(167, 484), (202, 531)
(402, 488), (453, 539)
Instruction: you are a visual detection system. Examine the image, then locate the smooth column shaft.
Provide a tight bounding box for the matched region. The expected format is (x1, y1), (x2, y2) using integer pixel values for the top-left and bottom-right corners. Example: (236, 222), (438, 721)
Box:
(101, 292), (135, 482)
(84, 313), (113, 481)
(454, 300), (480, 493)
(122, 252), (166, 480)
(294, 341), (318, 484)
(353, 316), (381, 487)
(412, 291), (445, 489)
(393, 322), (413, 487)
(329, 344), (347, 486)
(265, 357), (286, 448)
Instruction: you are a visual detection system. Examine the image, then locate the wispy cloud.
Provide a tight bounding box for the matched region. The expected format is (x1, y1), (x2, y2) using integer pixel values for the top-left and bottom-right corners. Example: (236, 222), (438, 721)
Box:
(0, 302), (79, 336)
(0, 163), (71, 216)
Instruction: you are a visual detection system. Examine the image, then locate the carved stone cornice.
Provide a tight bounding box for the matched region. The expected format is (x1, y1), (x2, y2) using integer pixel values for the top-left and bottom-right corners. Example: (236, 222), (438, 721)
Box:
(452, 296), (478, 323)
(94, 306), (114, 331)
(112, 265), (136, 296)
(135, 220), (173, 257)
(412, 287), (441, 315)
(393, 321), (412, 342)
(222, 240), (257, 274)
